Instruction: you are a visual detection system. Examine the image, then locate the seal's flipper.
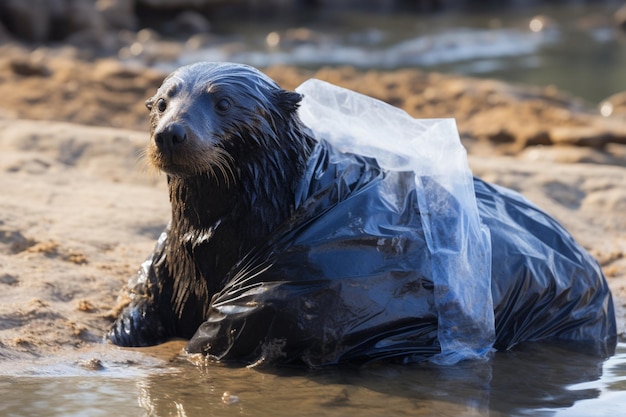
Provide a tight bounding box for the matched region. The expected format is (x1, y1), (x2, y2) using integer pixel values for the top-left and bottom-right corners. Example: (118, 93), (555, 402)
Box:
(108, 295), (172, 347)
(108, 228), (177, 347)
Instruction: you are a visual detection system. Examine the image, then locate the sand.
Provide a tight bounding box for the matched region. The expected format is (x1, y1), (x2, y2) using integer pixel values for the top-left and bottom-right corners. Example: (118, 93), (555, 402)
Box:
(0, 45), (624, 369)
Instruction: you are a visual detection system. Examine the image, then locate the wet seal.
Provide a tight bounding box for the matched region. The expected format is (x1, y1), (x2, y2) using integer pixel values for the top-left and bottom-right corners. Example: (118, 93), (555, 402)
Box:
(108, 62), (616, 367)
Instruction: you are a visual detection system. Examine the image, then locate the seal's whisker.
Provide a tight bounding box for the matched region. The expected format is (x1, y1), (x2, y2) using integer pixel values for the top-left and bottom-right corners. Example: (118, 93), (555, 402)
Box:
(214, 149), (236, 188)
(137, 147), (162, 177)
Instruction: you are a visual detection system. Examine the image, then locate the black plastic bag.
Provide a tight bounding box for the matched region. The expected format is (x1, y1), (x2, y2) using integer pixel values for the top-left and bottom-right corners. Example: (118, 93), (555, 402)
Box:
(185, 140), (616, 366)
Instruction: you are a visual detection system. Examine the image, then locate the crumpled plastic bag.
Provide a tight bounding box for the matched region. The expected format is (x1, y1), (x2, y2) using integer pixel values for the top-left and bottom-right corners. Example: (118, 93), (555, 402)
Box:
(296, 79), (494, 364)
(184, 80), (616, 366)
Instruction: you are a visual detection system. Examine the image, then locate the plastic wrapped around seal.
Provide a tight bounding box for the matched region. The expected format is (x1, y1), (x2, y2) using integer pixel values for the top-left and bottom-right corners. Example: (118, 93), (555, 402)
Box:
(296, 79), (494, 364)
(185, 80), (615, 366)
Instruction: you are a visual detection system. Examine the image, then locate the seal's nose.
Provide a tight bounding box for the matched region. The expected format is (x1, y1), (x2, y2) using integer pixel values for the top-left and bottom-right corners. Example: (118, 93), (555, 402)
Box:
(155, 123), (187, 153)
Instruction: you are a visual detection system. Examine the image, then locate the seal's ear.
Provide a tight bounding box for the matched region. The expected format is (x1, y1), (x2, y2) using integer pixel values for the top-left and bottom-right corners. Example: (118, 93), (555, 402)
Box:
(275, 90), (302, 114)
(145, 97), (155, 111)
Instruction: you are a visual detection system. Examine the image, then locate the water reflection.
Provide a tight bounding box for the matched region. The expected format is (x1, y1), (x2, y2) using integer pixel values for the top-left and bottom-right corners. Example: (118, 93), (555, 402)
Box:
(132, 342), (625, 417)
(0, 342), (623, 416)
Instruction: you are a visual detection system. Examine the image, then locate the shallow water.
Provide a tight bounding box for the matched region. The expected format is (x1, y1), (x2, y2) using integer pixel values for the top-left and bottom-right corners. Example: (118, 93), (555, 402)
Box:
(1, 342), (624, 416)
(151, 2), (626, 103)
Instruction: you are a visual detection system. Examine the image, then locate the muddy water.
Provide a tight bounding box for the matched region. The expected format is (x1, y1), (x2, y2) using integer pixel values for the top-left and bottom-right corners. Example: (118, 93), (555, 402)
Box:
(1, 342), (624, 416)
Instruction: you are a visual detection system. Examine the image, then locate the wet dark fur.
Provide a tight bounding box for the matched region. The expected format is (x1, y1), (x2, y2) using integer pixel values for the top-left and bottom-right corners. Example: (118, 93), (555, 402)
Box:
(109, 62), (315, 344)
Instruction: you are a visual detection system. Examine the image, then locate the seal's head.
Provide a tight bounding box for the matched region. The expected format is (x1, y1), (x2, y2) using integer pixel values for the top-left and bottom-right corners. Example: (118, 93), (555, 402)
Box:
(146, 62), (304, 181)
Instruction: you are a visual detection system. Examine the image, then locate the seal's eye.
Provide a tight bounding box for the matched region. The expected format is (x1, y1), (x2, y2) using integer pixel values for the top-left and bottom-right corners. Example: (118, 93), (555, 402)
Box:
(215, 98), (231, 113)
(156, 98), (167, 112)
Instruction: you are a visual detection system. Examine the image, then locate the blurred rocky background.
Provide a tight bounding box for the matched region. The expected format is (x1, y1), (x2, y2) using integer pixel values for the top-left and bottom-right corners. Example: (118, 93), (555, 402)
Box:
(2, 1), (626, 48)
(0, 0), (626, 162)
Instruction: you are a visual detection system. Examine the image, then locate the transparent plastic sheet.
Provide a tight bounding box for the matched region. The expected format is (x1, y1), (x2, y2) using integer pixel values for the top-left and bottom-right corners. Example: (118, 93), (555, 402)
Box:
(295, 79), (494, 364)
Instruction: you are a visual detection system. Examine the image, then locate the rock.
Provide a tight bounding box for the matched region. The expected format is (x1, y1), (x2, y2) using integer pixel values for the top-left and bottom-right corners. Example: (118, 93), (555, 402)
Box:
(0, 0), (105, 43)
(161, 11), (211, 37)
(66, 0), (104, 35)
(59, 0), (115, 50)
(97, 0), (138, 31)
(0, 0), (58, 42)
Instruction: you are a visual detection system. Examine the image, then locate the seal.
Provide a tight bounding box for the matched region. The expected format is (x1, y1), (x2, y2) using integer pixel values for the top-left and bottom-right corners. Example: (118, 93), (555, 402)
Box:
(108, 62), (315, 345)
(108, 62), (616, 366)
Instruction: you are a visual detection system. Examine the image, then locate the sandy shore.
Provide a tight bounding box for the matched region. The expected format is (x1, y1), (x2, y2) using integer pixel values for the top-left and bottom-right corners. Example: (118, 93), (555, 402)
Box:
(0, 45), (625, 368)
